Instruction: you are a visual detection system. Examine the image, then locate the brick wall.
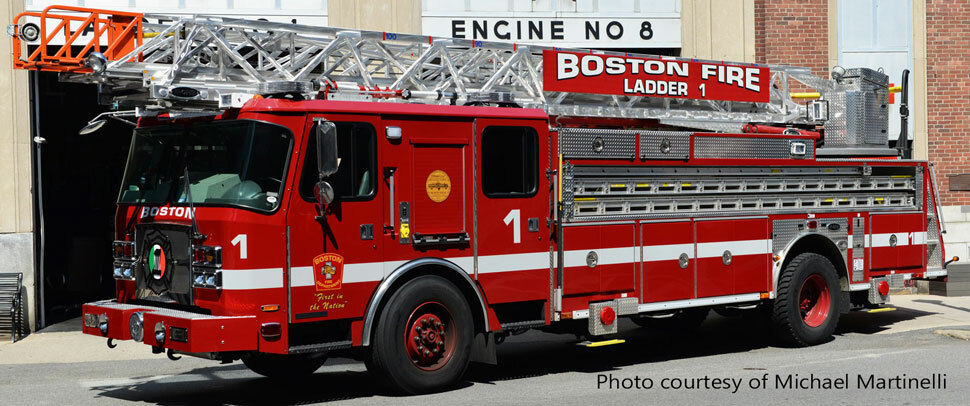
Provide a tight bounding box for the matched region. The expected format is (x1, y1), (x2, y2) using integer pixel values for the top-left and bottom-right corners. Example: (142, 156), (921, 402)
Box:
(754, 0), (829, 90)
(926, 0), (970, 206)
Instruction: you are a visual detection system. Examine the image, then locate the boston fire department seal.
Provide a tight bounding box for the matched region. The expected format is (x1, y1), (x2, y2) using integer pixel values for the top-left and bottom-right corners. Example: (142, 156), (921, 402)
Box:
(312, 253), (344, 291)
(425, 170), (451, 203)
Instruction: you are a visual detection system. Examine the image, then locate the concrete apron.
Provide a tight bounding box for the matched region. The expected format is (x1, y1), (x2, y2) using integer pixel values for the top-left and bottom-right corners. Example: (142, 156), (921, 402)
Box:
(2, 294), (970, 365)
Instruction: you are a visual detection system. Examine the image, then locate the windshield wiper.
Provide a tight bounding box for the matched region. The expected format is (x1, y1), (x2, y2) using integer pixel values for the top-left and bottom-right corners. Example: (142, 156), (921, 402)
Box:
(183, 167), (206, 241)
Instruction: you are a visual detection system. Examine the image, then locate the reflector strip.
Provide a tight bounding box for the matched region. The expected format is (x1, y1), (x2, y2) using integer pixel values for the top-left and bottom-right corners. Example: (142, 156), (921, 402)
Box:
(869, 232), (927, 248)
(696, 239), (770, 258)
(276, 239), (772, 289)
(220, 268), (284, 290)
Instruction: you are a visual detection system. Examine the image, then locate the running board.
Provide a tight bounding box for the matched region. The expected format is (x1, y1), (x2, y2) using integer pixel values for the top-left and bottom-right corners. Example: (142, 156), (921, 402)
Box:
(289, 340), (352, 354)
(565, 293), (765, 320)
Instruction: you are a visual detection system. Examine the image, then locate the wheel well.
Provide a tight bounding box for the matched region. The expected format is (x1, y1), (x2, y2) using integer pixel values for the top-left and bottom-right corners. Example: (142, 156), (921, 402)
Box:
(364, 261), (487, 346)
(782, 234), (849, 290)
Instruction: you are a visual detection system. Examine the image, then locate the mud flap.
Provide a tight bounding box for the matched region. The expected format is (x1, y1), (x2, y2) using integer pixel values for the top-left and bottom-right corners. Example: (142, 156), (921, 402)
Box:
(469, 332), (497, 365)
(840, 291), (851, 314)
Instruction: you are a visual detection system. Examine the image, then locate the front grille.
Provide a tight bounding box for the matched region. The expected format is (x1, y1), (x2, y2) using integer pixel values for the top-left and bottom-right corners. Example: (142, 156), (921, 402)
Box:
(134, 223), (193, 305)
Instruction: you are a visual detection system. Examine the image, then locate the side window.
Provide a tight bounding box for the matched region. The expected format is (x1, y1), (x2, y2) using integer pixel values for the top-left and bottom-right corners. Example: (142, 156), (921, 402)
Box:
(481, 126), (539, 198)
(300, 122), (377, 202)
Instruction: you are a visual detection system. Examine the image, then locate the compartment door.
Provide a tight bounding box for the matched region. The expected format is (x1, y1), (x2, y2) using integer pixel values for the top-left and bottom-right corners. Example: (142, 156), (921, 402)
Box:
(870, 213), (925, 271)
(409, 139), (468, 240)
(696, 218), (770, 297)
(562, 223), (637, 295)
(641, 220), (694, 303)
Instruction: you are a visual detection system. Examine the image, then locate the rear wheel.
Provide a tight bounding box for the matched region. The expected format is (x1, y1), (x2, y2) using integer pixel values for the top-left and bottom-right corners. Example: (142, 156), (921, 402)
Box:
(242, 353), (327, 379)
(772, 252), (841, 346)
(368, 275), (474, 394)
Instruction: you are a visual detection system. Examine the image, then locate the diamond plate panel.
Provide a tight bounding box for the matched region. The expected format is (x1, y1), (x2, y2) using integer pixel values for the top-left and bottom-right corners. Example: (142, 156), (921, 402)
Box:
(822, 68), (889, 148)
(560, 128), (636, 159)
(588, 301), (618, 336)
(615, 297), (639, 316)
(772, 218), (848, 267)
(772, 219), (802, 253)
(823, 91), (849, 145)
(869, 277), (889, 304)
(916, 166), (924, 211)
(927, 179), (944, 268)
(640, 131), (691, 160)
(694, 136), (815, 159)
(889, 273), (905, 288)
(561, 162), (575, 221)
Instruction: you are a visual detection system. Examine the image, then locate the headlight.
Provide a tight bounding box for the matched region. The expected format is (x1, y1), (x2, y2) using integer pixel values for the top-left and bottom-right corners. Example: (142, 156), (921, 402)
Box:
(192, 269), (222, 289)
(129, 312), (144, 342)
(113, 262), (135, 281)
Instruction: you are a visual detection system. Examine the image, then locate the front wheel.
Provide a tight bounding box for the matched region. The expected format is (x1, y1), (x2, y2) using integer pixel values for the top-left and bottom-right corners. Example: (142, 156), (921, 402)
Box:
(367, 275), (474, 394)
(242, 353), (327, 379)
(772, 252), (841, 346)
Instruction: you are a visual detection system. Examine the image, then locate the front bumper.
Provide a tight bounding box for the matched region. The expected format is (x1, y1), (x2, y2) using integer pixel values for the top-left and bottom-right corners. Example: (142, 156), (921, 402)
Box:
(82, 300), (257, 353)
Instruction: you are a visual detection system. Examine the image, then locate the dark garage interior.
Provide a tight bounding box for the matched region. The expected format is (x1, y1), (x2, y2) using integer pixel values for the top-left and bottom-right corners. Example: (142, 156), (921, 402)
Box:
(32, 70), (132, 327)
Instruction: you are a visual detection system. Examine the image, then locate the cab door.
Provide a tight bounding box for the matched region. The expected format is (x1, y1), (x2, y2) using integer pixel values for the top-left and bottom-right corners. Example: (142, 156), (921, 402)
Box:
(474, 119), (550, 304)
(287, 114), (383, 325)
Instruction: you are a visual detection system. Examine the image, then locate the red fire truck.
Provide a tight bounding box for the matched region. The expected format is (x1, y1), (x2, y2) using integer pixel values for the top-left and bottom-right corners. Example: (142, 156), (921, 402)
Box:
(10, 6), (954, 394)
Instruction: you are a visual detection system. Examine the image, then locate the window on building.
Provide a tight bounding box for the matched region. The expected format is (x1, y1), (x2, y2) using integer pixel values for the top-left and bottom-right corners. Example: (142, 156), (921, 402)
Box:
(300, 122), (377, 202)
(481, 126), (539, 198)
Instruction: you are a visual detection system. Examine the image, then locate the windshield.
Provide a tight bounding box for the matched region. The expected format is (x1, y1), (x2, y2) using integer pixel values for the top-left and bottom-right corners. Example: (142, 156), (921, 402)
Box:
(118, 120), (293, 212)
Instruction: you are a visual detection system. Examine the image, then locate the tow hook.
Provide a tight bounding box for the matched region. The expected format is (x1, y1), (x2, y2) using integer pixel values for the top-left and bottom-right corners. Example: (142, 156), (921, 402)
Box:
(167, 349), (181, 361)
(106, 338), (117, 349)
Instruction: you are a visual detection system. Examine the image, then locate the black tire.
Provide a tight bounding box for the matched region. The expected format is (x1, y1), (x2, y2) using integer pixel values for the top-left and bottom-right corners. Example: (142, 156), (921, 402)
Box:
(632, 307), (709, 330)
(772, 252), (841, 346)
(368, 275), (474, 394)
(242, 353), (327, 379)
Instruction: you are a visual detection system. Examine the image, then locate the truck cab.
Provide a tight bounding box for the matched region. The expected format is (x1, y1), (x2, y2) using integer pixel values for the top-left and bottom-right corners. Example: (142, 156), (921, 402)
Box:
(88, 98), (550, 391)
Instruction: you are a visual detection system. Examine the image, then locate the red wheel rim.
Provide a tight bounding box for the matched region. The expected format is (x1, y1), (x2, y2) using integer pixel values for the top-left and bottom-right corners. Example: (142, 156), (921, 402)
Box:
(404, 301), (456, 371)
(798, 274), (831, 328)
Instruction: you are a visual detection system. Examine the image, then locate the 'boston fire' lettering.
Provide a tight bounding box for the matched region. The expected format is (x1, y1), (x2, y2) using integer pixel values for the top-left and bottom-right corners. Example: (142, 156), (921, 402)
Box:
(556, 53), (762, 94)
(701, 64), (761, 92)
(557, 53), (688, 79)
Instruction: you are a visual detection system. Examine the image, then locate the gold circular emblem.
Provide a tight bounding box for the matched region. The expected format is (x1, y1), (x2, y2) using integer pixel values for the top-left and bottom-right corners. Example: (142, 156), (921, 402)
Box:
(425, 170), (452, 203)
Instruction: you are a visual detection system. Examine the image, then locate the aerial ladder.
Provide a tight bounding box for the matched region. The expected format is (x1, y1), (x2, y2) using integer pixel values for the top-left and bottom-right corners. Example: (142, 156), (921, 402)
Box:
(10, 5), (831, 129)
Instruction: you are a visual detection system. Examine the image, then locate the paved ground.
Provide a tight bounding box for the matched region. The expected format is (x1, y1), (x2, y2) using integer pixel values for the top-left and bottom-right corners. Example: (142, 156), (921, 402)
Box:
(2, 294), (970, 405)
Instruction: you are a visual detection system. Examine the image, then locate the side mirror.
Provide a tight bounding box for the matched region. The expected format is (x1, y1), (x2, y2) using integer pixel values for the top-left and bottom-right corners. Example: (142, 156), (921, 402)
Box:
(314, 181), (335, 206)
(316, 120), (339, 178)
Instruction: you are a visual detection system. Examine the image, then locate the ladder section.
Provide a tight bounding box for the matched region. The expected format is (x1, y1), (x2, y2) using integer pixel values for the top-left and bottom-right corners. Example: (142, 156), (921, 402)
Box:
(562, 165), (918, 221)
(9, 6), (816, 126)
